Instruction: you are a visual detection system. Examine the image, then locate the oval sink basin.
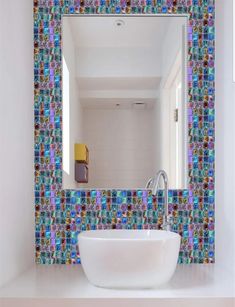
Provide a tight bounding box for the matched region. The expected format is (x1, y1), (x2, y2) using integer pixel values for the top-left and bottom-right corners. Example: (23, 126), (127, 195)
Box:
(78, 230), (181, 289)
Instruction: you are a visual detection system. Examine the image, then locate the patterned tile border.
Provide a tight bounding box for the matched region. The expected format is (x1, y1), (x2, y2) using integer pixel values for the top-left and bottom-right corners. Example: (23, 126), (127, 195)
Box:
(34, 0), (215, 264)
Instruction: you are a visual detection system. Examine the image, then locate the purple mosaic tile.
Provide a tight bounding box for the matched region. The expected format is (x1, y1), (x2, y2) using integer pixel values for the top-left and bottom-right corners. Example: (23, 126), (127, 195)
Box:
(34, 0), (215, 265)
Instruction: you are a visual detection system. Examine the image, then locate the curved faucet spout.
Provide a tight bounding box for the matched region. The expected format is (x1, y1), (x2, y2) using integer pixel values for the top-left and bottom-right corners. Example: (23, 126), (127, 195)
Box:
(145, 177), (154, 189)
(152, 170), (171, 231)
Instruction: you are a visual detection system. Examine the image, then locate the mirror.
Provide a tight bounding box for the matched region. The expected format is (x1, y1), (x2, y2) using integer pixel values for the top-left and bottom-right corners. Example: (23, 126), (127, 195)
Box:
(62, 16), (188, 190)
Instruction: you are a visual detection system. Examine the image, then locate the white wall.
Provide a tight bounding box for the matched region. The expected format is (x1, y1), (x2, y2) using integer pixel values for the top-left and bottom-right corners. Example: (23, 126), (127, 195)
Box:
(215, 0), (235, 271)
(153, 100), (162, 177)
(154, 18), (186, 188)
(161, 18), (186, 84)
(83, 108), (154, 189)
(0, 0), (34, 287)
(62, 18), (83, 189)
(153, 90), (169, 181)
(76, 47), (162, 78)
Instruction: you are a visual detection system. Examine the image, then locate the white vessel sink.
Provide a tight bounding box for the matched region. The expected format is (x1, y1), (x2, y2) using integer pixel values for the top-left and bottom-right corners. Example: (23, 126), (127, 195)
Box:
(78, 229), (181, 289)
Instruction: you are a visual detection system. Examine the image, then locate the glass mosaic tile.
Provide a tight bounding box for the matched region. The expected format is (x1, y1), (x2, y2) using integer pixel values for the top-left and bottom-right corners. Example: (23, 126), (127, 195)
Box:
(34, 0), (215, 265)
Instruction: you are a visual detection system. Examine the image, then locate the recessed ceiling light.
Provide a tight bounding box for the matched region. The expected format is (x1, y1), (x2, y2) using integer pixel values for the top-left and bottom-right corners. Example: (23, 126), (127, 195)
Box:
(114, 20), (125, 27)
(132, 101), (146, 109)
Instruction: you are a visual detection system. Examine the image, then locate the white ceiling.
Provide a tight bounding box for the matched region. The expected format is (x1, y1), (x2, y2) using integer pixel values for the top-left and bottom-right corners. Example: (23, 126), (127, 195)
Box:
(63, 16), (185, 108)
(67, 16), (171, 48)
(80, 98), (156, 109)
(77, 77), (161, 90)
(77, 76), (161, 108)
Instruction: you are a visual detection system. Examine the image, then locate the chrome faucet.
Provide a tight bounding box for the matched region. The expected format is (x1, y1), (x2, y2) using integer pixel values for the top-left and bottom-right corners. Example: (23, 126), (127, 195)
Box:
(152, 170), (172, 231)
(145, 177), (154, 189)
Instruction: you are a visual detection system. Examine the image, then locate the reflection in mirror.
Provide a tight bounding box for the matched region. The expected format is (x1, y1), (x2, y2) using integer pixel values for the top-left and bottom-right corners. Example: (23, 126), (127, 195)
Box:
(62, 16), (187, 190)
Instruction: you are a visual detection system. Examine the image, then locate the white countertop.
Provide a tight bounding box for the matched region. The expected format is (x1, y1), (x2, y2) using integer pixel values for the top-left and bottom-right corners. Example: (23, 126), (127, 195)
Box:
(0, 264), (234, 299)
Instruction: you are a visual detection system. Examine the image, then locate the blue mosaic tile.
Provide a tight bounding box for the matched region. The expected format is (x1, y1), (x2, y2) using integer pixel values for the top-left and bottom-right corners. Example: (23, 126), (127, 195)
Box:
(34, 0), (215, 265)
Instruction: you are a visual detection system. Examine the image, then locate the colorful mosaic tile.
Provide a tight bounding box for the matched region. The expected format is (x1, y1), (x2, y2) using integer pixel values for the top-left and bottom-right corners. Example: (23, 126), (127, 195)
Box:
(34, 0), (215, 265)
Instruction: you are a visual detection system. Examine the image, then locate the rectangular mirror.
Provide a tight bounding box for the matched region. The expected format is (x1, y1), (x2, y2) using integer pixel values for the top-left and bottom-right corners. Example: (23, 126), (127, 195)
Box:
(62, 16), (188, 190)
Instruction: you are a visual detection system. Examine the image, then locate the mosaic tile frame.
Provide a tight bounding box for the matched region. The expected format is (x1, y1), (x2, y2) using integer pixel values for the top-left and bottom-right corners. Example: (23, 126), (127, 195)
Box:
(34, 0), (215, 264)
